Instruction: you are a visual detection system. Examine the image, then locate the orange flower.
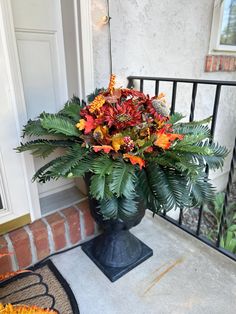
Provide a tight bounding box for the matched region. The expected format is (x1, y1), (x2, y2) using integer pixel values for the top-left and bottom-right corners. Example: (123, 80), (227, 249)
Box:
(123, 154), (145, 170)
(108, 74), (116, 95)
(89, 95), (106, 113)
(76, 119), (86, 131)
(93, 145), (113, 153)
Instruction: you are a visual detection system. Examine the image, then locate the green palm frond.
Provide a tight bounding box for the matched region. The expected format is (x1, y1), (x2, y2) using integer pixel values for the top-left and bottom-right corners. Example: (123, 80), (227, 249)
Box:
(59, 97), (82, 122)
(49, 145), (88, 176)
(99, 197), (119, 219)
(173, 124), (211, 137)
(68, 157), (93, 177)
(109, 160), (137, 198)
(137, 168), (161, 212)
(90, 174), (111, 200)
(118, 197), (139, 219)
(16, 139), (73, 158)
(99, 196), (138, 220)
(168, 112), (185, 124)
(190, 174), (215, 206)
(22, 119), (48, 138)
(32, 157), (62, 182)
(91, 155), (113, 176)
(40, 114), (80, 137)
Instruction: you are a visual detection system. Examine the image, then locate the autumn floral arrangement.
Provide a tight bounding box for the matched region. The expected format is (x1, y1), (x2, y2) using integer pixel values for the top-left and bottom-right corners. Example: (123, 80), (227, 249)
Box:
(17, 75), (228, 220)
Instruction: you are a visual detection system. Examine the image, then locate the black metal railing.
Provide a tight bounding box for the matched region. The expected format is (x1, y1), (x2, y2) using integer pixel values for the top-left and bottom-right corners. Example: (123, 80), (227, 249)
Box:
(127, 75), (236, 261)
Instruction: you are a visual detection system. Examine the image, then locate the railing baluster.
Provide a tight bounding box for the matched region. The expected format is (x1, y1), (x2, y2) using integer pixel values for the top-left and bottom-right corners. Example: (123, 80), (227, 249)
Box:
(127, 78), (134, 89)
(196, 84), (222, 236)
(216, 137), (236, 248)
(210, 84), (222, 140)
(189, 82), (198, 122)
(178, 207), (183, 225)
(125, 75), (236, 261)
(155, 80), (159, 96)
(140, 79), (144, 92)
(171, 81), (177, 114)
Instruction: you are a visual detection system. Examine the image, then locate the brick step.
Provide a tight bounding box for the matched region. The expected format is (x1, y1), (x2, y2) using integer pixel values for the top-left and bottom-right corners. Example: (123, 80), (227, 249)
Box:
(0, 200), (97, 272)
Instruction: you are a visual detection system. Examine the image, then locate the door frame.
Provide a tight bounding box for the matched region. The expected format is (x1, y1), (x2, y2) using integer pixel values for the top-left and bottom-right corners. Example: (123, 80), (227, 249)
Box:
(0, 0), (94, 221)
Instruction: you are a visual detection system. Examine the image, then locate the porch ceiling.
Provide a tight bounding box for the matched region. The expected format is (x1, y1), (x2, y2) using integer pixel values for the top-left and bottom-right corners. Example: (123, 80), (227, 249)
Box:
(52, 211), (236, 314)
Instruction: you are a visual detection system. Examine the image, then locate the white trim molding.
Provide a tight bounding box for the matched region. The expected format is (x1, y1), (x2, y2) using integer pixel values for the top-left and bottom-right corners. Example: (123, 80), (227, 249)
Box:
(74, 0), (94, 99)
(209, 0), (236, 54)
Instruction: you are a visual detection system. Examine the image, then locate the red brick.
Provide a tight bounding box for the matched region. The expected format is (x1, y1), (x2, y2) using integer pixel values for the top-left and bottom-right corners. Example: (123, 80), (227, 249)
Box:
(229, 57), (235, 71)
(224, 56), (230, 71)
(0, 236), (13, 273)
(205, 55), (212, 72)
(61, 207), (81, 244)
(9, 228), (31, 269)
(212, 55), (219, 72)
(76, 200), (95, 236)
(29, 220), (50, 260)
(46, 213), (66, 251)
(219, 56), (224, 71)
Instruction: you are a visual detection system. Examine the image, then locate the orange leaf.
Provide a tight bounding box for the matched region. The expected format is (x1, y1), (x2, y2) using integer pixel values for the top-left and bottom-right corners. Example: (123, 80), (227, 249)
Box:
(93, 145), (113, 153)
(84, 115), (96, 134)
(123, 154), (145, 170)
(154, 133), (171, 149)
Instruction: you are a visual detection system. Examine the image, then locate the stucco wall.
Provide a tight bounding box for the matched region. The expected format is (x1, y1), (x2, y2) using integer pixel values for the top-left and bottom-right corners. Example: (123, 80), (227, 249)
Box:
(91, 0), (236, 190)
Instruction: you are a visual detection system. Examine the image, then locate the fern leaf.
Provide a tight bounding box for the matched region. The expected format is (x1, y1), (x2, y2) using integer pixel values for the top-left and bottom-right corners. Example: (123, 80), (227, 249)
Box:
(99, 197), (119, 219)
(137, 168), (161, 213)
(22, 119), (48, 138)
(118, 197), (139, 219)
(16, 139), (72, 158)
(90, 174), (111, 200)
(91, 155), (113, 176)
(109, 161), (136, 198)
(190, 174), (215, 206)
(32, 157), (62, 182)
(168, 112), (185, 124)
(59, 99), (81, 121)
(40, 114), (80, 137)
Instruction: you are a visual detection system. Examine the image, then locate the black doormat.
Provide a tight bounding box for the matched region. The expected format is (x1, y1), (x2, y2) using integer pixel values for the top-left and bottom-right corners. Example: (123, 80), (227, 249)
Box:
(0, 259), (79, 314)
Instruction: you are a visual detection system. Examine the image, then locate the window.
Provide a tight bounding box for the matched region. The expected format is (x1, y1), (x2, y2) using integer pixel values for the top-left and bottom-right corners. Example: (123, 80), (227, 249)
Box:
(209, 0), (236, 53)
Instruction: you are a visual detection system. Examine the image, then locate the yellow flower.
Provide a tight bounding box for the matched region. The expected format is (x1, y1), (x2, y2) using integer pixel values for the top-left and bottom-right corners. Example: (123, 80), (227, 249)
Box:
(89, 95), (106, 113)
(93, 126), (108, 140)
(76, 119), (86, 130)
(111, 134), (124, 152)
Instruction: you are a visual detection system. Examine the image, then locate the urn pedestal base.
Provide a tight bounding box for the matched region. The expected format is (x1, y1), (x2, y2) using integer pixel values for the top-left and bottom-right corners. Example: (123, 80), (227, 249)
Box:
(81, 231), (153, 282)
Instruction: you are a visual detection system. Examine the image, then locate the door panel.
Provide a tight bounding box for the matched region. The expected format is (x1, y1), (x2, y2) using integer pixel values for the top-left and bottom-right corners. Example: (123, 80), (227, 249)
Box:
(11, 0), (72, 198)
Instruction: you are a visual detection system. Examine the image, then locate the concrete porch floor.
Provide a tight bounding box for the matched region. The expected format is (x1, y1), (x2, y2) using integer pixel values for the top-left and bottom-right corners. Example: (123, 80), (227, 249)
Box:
(52, 211), (236, 314)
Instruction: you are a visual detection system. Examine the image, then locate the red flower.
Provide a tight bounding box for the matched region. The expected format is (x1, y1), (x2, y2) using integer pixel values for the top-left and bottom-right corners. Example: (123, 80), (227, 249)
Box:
(102, 99), (142, 129)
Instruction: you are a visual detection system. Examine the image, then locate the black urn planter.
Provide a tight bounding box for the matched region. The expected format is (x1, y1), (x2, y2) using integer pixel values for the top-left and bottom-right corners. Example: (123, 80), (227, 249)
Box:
(81, 174), (153, 282)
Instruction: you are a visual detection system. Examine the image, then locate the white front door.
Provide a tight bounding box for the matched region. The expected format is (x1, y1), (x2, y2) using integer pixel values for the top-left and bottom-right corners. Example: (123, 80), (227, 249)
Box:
(0, 0), (94, 226)
(10, 0), (75, 199)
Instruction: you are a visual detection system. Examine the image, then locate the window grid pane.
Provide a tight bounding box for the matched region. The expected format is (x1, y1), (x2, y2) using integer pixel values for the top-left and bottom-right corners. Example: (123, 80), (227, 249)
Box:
(220, 0), (236, 46)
